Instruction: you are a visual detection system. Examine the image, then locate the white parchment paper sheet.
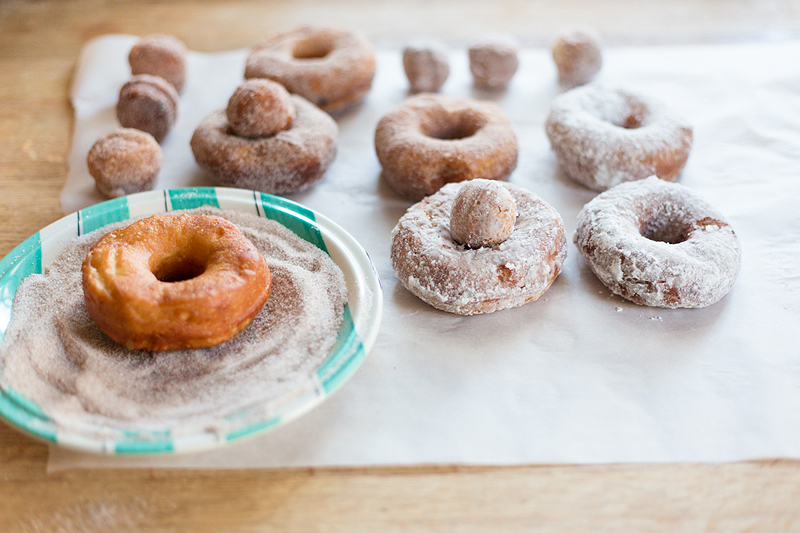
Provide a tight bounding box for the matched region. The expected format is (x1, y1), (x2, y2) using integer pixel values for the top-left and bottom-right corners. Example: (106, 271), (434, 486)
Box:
(50, 36), (800, 469)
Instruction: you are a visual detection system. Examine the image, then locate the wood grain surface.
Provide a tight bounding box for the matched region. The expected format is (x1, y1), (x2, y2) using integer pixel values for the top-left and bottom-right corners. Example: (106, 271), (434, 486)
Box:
(2, 1), (800, 531)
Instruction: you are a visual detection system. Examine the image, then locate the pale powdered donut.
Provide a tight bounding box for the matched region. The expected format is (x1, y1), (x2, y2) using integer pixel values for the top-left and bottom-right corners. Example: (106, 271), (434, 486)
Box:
(403, 39), (450, 93)
(226, 79), (295, 138)
(375, 93), (519, 201)
(574, 176), (741, 309)
(450, 179), (517, 248)
(392, 181), (566, 315)
(551, 27), (602, 88)
(191, 94), (337, 194)
(468, 35), (519, 90)
(545, 85), (693, 191)
(117, 74), (179, 143)
(128, 34), (188, 93)
(245, 26), (376, 114)
(87, 128), (162, 198)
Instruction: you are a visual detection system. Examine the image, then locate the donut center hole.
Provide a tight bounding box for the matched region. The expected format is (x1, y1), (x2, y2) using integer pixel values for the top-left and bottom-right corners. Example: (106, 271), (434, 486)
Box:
(292, 38), (334, 59)
(639, 217), (690, 244)
(422, 112), (483, 140)
(152, 255), (207, 283)
(613, 101), (649, 129)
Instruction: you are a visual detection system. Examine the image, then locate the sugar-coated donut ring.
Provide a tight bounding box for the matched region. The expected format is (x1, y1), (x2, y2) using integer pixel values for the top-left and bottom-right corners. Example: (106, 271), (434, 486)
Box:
(545, 85), (693, 191)
(392, 180), (566, 315)
(245, 26), (376, 114)
(190, 94), (338, 194)
(375, 93), (519, 201)
(574, 176), (741, 309)
(82, 214), (271, 351)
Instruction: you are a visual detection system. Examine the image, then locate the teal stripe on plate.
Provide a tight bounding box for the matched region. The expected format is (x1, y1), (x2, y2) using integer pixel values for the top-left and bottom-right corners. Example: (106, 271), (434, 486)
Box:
(317, 306), (366, 394)
(80, 196), (130, 235)
(114, 440), (175, 454)
(0, 232), (41, 343)
(226, 415), (281, 442)
(257, 192), (327, 252)
(0, 388), (56, 443)
(169, 188), (220, 211)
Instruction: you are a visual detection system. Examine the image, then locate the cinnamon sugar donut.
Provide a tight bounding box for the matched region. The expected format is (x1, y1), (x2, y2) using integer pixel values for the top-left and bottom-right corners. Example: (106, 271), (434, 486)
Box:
(87, 128), (161, 198)
(117, 74), (179, 143)
(190, 94), (337, 194)
(403, 39), (450, 93)
(226, 79), (295, 138)
(82, 214), (271, 351)
(129, 34), (188, 93)
(245, 26), (376, 114)
(375, 93), (519, 201)
(574, 176), (741, 308)
(468, 35), (520, 90)
(545, 85), (693, 191)
(551, 27), (602, 88)
(392, 180), (566, 315)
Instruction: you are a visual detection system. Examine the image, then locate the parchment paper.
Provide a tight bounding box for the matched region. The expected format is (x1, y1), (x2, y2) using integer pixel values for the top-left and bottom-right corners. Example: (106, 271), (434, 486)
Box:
(50, 35), (800, 469)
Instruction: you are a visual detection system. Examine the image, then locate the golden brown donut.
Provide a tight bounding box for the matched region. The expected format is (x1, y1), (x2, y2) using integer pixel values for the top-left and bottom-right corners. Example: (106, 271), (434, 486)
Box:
(574, 176), (741, 308)
(190, 94), (337, 194)
(391, 180), (566, 315)
(375, 93), (519, 201)
(82, 214), (271, 351)
(117, 74), (179, 143)
(128, 34), (188, 93)
(244, 26), (376, 114)
(87, 128), (161, 198)
(545, 85), (693, 191)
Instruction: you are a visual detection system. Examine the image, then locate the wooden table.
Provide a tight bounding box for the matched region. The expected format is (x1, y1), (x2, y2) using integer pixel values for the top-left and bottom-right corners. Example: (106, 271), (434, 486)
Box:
(2, 1), (799, 530)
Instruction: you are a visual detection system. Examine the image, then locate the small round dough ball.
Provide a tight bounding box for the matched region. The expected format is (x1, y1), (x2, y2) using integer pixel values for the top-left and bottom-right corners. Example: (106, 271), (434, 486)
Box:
(129, 34), (188, 93)
(468, 35), (519, 90)
(450, 179), (517, 248)
(87, 128), (162, 198)
(403, 39), (450, 93)
(226, 79), (295, 138)
(117, 74), (179, 143)
(551, 27), (602, 88)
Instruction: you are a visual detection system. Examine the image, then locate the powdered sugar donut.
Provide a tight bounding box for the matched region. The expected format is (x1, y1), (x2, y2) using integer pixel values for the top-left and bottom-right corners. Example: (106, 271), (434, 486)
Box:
(392, 180), (566, 315)
(375, 93), (518, 201)
(574, 176), (741, 309)
(190, 94), (337, 194)
(545, 85), (693, 191)
(245, 26), (376, 114)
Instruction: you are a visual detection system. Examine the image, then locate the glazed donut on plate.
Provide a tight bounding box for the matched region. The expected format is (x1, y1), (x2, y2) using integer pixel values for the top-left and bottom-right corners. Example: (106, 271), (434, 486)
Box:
(392, 179), (566, 315)
(82, 214), (272, 351)
(244, 26), (376, 114)
(574, 176), (741, 309)
(375, 93), (519, 201)
(545, 85), (693, 191)
(190, 92), (337, 195)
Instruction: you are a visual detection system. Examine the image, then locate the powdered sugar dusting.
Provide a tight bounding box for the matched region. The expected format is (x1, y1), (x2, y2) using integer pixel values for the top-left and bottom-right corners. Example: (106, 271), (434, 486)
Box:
(545, 85), (693, 191)
(392, 181), (566, 315)
(574, 176), (741, 308)
(0, 207), (347, 436)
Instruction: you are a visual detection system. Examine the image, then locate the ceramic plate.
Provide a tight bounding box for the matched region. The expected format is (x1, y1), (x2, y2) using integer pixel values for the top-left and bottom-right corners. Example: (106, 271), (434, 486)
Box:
(0, 187), (383, 454)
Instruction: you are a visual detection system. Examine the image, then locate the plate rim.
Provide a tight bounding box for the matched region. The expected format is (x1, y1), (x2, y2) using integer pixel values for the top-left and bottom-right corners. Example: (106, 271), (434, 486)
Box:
(0, 186), (383, 455)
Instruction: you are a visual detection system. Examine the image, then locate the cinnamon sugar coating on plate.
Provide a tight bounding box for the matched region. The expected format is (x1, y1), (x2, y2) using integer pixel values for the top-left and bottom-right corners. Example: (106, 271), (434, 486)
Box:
(87, 128), (162, 198)
(375, 93), (518, 201)
(128, 34), (188, 93)
(551, 27), (603, 88)
(392, 181), (566, 315)
(191, 94), (338, 195)
(545, 85), (693, 191)
(117, 74), (179, 143)
(403, 39), (450, 93)
(574, 176), (741, 308)
(449, 179), (517, 248)
(245, 26), (376, 114)
(226, 79), (295, 138)
(468, 35), (520, 90)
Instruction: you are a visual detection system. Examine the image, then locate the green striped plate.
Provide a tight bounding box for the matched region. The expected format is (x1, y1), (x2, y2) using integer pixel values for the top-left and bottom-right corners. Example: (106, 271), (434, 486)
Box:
(0, 187), (382, 454)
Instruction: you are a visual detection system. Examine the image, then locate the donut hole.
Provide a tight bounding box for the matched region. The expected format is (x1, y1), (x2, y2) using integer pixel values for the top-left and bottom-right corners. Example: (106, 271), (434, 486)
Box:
(151, 255), (207, 283)
(421, 111), (484, 140)
(613, 101), (649, 129)
(292, 38), (334, 59)
(639, 214), (691, 245)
